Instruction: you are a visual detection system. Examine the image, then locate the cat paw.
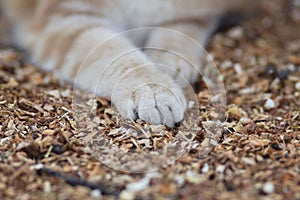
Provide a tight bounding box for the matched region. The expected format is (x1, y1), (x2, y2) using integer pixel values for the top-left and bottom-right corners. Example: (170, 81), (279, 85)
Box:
(112, 79), (186, 127)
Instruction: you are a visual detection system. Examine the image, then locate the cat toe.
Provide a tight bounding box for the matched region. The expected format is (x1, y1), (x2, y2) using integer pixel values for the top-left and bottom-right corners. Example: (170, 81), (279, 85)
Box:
(154, 90), (186, 126)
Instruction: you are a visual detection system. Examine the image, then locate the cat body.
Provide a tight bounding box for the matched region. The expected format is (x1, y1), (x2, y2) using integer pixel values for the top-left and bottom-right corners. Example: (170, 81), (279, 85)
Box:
(0, 0), (257, 126)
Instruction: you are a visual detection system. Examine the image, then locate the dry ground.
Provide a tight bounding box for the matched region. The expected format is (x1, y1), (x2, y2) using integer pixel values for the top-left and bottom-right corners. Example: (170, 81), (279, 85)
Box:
(0, 1), (300, 200)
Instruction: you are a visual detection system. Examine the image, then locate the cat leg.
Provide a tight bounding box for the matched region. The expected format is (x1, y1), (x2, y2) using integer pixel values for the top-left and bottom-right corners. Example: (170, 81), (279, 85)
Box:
(67, 29), (186, 127)
(144, 21), (217, 88)
(26, 14), (186, 127)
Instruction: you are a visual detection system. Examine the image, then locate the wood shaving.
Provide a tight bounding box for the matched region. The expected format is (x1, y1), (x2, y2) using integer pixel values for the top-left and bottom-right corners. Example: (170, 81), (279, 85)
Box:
(0, 1), (300, 199)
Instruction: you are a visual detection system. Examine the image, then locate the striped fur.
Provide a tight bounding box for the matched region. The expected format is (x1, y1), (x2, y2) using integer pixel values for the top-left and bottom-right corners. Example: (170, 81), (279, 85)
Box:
(0, 0), (257, 126)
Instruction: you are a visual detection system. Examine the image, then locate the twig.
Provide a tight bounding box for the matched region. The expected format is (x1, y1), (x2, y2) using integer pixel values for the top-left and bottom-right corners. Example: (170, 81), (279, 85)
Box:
(38, 167), (120, 196)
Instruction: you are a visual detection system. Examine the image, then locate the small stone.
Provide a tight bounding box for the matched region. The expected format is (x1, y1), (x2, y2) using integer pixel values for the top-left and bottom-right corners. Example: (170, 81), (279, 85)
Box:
(234, 63), (243, 75)
(264, 98), (276, 110)
(91, 189), (102, 198)
(275, 116), (283, 121)
(175, 176), (185, 186)
(216, 165), (226, 173)
(256, 155), (264, 162)
(228, 27), (243, 39)
(188, 101), (195, 108)
(43, 181), (51, 193)
(295, 82), (300, 91)
(242, 157), (255, 166)
(221, 60), (233, 69)
(201, 163), (209, 174)
(126, 172), (159, 192)
(239, 117), (251, 125)
(262, 182), (275, 194)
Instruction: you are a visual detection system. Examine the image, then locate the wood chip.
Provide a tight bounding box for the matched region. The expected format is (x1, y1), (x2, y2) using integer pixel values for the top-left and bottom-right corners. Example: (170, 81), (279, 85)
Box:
(1, 2), (300, 199)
